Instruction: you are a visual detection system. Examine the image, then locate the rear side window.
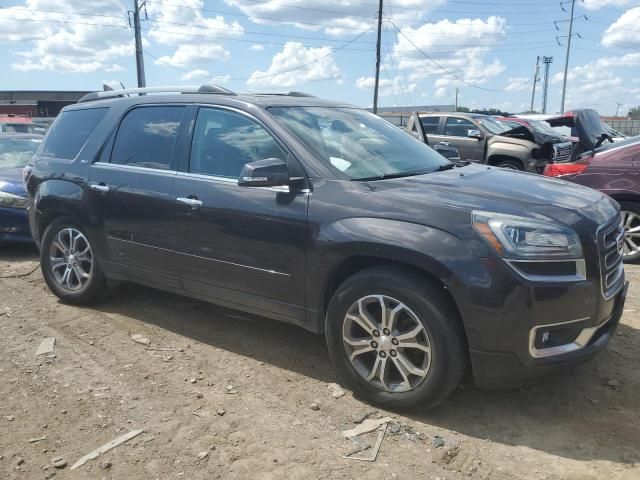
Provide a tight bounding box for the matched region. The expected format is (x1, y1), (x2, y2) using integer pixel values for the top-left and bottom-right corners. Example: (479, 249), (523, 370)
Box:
(110, 106), (185, 170)
(41, 108), (108, 159)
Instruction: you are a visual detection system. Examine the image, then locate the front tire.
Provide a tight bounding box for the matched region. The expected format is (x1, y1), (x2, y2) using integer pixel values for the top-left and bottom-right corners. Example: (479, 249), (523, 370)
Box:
(620, 201), (640, 263)
(40, 218), (106, 304)
(495, 159), (522, 170)
(325, 266), (467, 410)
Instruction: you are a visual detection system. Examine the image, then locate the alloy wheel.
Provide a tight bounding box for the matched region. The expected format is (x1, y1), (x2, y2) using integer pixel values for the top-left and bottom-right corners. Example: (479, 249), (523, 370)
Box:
(342, 295), (432, 393)
(48, 228), (94, 292)
(621, 210), (640, 257)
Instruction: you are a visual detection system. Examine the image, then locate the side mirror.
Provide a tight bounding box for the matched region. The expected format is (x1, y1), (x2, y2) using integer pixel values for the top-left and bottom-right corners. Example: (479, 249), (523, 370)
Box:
(467, 129), (482, 139)
(238, 158), (290, 187)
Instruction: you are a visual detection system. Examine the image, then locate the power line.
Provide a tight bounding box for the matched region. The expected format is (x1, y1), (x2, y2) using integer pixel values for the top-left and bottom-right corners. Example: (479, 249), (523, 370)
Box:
(386, 20), (529, 93)
(147, 28), (374, 83)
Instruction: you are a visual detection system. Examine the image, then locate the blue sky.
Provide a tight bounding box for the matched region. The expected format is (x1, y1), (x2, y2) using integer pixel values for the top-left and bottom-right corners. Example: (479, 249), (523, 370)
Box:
(1, 0), (639, 115)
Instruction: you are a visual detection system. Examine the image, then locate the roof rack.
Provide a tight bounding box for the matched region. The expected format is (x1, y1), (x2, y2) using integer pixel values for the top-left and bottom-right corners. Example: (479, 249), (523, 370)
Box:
(78, 85), (236, 103)
(248, 91), (316, 98)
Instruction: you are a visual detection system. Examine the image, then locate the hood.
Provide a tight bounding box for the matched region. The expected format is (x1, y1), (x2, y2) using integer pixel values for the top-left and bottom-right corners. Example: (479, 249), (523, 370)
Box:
(548, 109), (610, 151)
(372, 164), (617, 229)
(499, 125), (564, 146)
(0, 168), (27, 196)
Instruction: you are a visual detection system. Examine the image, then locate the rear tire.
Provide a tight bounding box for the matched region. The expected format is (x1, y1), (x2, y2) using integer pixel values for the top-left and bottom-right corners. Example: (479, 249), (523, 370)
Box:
(325, 266), (467, 411)
(40, 217), (106, 304)
(620, 201), (640, 263)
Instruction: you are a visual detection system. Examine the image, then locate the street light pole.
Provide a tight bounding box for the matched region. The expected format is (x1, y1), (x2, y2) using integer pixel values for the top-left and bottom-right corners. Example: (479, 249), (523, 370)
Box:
(560, 0), (576, 114)
(373, 0), (383, 114)
(133, 0), (147, 88)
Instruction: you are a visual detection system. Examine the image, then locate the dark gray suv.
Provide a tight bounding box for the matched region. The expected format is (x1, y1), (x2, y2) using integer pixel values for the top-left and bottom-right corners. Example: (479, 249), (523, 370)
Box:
(25, 86), (627, 409)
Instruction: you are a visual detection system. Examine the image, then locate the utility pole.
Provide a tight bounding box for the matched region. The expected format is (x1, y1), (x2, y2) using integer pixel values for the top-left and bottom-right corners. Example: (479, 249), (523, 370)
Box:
(529, 56), (540, 113)
(541, 56), (553, 114)
(455, 87), (459, 111)
(372, 0), (383, 114)
(615, 102), (623, 116)
(133, 0), (147, 88)
(560, 0), (576, 113)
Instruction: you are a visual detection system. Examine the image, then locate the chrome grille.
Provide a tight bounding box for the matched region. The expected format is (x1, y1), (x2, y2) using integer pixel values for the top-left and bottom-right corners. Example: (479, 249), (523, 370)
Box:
(598, 219), (625, 299)
(552, 142), (573, 163)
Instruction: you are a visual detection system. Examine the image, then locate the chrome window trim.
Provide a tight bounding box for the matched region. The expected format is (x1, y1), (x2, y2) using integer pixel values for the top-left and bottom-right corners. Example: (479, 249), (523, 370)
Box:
(529, 316), (606, 358)
(175, 171), (292, 193)
(504, 258), (586, 283)
(93, 161), (177, 176)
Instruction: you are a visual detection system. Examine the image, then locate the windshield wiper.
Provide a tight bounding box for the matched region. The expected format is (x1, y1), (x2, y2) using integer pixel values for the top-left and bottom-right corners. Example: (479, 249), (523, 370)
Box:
(352, 169), (434, 182)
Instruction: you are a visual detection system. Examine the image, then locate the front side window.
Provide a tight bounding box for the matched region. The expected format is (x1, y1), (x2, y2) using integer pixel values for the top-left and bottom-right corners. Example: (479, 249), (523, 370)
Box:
(111, 106), (185, 170)
(444, 117), (477, 137)
(189, 108), (286, 178)
(41, 108), (108, 159)
(419, 116), (440, 134)
(269, 106), (448, 180)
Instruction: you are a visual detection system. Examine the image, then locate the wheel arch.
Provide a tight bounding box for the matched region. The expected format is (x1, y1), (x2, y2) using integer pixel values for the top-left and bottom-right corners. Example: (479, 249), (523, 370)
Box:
(487, 154), (524, 170)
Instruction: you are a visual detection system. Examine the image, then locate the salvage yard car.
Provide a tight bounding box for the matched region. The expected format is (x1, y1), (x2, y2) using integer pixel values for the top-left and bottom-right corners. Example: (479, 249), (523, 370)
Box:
(406, 111), (571, 171)
(0, 133), (42, 243)
(25, 86), (627, 409)
(543, 109), (640, 262)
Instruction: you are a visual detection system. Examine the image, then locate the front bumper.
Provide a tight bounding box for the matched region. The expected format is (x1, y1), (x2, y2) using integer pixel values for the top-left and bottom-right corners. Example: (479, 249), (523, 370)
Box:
(470, 280), (627, 388)
(0, 207), (33, 243)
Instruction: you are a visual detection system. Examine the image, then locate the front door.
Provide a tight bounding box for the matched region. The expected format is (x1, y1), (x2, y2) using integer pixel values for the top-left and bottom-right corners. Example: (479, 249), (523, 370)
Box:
(88, 105), (188, 287)
(172, 106), (308, 323)
(437, 116), (485, 162)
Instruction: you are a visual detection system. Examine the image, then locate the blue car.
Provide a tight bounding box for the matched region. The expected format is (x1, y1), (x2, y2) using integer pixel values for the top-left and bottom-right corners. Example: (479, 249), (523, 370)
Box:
(0, 133), (43, 243)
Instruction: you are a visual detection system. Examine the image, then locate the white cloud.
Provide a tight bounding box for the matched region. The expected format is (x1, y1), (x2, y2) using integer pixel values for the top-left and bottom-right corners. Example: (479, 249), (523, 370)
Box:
(387, 17), (507, 98)
(225, 0), (446, 36)
(505, 76), (530, 91)
(156, 44), (229, 68)
(247, 42), (341, 88)
(181, 69), (210, 80)
(146, 0), (243, 69)
(602, 7), (640, 48)
(2, 0), (130, 74)
(250, 44), (265, 51)
(583, 0), (639, 10)
(355, 76), (417, 97)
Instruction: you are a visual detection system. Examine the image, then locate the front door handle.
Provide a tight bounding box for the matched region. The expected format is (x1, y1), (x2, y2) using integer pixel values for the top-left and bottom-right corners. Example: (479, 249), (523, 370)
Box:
(438, 141), (451, 146)
(89, 183), (110, 193)
(177, 197), (203, 210)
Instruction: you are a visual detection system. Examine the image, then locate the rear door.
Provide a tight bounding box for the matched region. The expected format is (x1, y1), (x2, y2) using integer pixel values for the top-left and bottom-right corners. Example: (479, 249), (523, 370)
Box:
(439, 116), (485, 162)
(88, 105), (188, 287)
(171, 106), (309, 323)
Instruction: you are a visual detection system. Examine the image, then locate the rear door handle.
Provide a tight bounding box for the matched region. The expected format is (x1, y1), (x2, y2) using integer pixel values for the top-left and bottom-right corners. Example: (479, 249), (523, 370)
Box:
(177, 197), (203, 210)
(89, 183), (110, 193)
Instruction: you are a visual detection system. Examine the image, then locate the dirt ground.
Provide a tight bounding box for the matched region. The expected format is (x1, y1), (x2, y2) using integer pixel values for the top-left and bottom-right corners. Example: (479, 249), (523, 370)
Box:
(1, 244), (639, 480)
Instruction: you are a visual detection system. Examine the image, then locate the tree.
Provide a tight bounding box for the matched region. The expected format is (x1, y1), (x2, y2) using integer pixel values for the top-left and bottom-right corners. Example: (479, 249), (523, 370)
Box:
(628, 106), (640, 119)
(456, 106), (470, 112)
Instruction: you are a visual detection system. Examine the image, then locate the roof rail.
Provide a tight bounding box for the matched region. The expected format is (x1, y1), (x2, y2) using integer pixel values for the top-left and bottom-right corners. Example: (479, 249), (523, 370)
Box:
(77, 85), (236, 103)
(287, 91), (316, 97)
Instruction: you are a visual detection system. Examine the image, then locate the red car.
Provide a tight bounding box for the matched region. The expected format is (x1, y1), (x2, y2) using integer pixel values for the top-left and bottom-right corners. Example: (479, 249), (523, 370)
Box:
(544, 109), (640, 261)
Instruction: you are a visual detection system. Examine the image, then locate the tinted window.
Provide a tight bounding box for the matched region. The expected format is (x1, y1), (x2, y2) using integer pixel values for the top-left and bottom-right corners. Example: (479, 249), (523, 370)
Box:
(444, 117), (476, 137)
(419, 116), (440, 134)
(111, 106), (185, 170)
(189, 108), (286, 178)
(41, 108), (108, 159)
(270, 107), (449, 180)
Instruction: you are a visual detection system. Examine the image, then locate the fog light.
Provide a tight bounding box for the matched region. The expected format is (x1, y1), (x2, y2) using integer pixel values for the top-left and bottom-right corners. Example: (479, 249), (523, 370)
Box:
(534, 321), (586, 349)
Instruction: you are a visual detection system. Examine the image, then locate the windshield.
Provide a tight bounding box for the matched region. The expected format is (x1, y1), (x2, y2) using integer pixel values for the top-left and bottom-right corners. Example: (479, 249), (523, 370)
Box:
(268, 107), (449, 180)
(0, 137), (42, 169)
(475, 117), (509, 134)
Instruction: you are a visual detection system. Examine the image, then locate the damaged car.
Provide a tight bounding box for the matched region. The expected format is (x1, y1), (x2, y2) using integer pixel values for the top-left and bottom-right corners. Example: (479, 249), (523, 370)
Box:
(543, 109), (640, 261)
(407, 112), (572, 172)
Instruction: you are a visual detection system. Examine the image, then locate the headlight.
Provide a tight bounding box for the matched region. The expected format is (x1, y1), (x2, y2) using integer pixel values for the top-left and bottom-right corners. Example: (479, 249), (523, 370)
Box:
(0, 191), (28, 209)
(472, 211), (582, 259)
